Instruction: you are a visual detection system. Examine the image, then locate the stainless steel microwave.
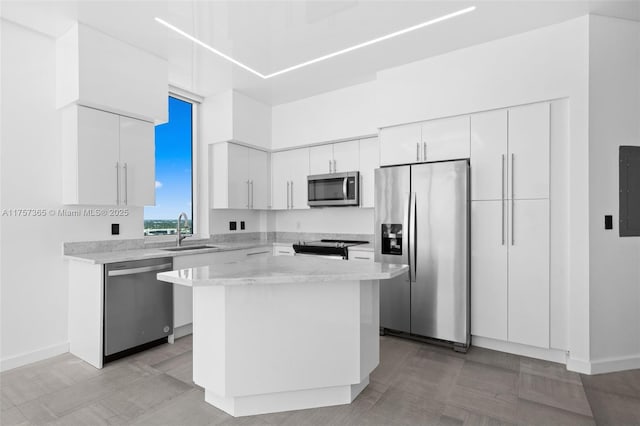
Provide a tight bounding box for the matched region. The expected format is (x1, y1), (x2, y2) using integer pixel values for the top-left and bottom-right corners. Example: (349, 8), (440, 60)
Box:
(308, 171), (360, 207)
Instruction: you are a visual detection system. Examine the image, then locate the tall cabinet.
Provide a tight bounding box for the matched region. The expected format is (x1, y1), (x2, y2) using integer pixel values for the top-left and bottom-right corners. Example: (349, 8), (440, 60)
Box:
(470, 102), (550, 349)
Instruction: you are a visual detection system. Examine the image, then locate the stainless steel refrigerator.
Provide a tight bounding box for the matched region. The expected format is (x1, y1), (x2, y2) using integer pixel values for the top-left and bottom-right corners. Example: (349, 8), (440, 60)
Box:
(374, 160), (470, 351)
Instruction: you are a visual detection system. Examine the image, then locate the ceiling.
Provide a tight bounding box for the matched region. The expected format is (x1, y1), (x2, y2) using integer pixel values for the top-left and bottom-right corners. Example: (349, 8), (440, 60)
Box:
(2, 0), (639, 105)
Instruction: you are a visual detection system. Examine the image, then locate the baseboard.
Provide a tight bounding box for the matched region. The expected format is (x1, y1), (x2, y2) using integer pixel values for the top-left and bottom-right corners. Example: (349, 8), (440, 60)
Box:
(173, 323), (193, 339)
(589, 354), (640, 374)
(566, 357), (592, 374)
(472, 336), (568, 364)
(0, 342), (69, 372)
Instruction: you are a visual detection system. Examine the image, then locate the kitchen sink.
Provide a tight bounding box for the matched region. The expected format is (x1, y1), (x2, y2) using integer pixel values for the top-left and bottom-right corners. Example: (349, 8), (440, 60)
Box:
(161, 245), (218, 252)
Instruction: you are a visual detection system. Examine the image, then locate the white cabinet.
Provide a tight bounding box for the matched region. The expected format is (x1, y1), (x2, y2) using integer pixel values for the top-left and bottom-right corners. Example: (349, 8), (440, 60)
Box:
(508, 199), (550, 348)
(379, 123), (421, 166)
(210, 142), (269, 209)
(471, 110), (508, 201)
(508, 103), (550, 200)
(62, 105), (155, 206)
(309, 140), (359, 174)
(471, 200), (508, 340)
(359, 138), (379, 208)
(380, 116), (469, 167)
(421, 116), (470, 162)
(470, 102), (551, 349)
(271, 148), (310, 209)
(56, 23), (167, 123)
(471, 199), (550, 348)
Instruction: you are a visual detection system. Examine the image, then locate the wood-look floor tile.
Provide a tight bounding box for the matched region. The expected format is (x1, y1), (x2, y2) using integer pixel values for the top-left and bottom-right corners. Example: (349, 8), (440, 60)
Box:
(96, 373), (192, 422)
(370, 336), (422, 385)
(582, 387), (640, 426)
(366, 386), (444, 425)
(447, 384), (519, 424)
(0, 406), (30, 426)
(439, 404), (516, 426)
(456, 361), (519, 396)
(152, 350), (195, 387)
(49, 402), (120, 426)
(389, 347), (464, 403)
(1, 391), (15, 411)
(15, 398), (59, 424)
(515, 398), (596, 426)
(130, 388), (230, 426)
(580, 368), (640, 399)
(519, 357), (582, 385)
(463, 348), (521, 373)
(517, 372), (592, 417)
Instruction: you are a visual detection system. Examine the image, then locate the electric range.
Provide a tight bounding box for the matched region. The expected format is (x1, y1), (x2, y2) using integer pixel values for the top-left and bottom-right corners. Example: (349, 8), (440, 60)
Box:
(292, 239), (369, 259)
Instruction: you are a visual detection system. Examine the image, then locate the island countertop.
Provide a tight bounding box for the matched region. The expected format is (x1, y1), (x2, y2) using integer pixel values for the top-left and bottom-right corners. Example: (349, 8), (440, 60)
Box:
(157, 255), (408, 287)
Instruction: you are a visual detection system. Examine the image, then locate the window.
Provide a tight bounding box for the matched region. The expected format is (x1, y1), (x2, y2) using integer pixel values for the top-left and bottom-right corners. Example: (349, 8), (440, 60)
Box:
(144, 96), (194, 236)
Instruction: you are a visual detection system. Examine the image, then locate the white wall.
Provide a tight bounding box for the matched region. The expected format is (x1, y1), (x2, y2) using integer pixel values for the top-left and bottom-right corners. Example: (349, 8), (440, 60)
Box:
(209, 209), (269, 235)
(274, 208), (373, 235)
(588, 15), (640, 371)
(0, 20), (144, 371)
(271, 81), (377, 149)
(376, 17), (592, 370)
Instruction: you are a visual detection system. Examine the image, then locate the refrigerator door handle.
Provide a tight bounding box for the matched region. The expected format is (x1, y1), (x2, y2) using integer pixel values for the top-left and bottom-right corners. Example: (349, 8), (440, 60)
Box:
(408, 192), (417, 281)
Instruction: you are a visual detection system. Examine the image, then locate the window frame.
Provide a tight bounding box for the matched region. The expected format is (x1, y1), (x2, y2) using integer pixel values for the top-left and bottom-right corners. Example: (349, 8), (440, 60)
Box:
(144, 88), (202, 241)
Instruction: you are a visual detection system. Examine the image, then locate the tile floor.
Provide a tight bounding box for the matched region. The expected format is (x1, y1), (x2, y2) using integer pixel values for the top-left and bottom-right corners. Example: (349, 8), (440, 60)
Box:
(1, 335), (639, 425)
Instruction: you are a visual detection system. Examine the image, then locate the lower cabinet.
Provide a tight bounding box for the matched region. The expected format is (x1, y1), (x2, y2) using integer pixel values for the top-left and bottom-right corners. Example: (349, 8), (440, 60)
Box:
(347, 249), (374, 261)
(471, 199), (550, 348)
(273, 244), (295, 256)
(172, 247), (272, 330)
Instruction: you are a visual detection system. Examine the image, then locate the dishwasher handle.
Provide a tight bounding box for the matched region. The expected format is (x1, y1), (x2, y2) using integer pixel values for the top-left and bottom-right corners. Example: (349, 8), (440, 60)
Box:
(107, 263), (173, 277)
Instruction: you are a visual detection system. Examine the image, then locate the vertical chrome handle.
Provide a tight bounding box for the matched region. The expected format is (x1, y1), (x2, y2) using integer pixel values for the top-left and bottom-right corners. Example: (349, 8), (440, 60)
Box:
(511, 153), (515, 245)
(416, 143), (420, 161)
(247, 180), (250, 208)
(250, 180), (254, 208)
(333, 159), (336, 173)
(123, 163), (128, 205)
(115, 162), (120, 205)
(328, 160), (332, 173)
(423, 142), (427, 161)
(286, 181), (290, 209)
(501, 154), (505, 245)
(290, 181), (294, 208)
(409, 192), (417, 280)
(343, 178), (348, 200)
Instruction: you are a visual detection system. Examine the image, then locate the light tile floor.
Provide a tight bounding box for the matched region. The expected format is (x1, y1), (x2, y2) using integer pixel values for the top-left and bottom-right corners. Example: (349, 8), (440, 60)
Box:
(1, 335), (639, 425)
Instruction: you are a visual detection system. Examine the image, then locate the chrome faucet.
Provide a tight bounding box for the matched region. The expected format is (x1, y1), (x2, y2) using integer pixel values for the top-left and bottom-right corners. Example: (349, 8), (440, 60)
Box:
(176, 212), (190, 247)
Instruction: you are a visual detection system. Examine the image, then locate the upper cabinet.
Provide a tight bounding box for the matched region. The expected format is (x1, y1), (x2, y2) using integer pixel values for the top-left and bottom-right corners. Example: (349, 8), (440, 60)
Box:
(210, 142), (270, 209)
(359, 138), (379, 208)
(470, 103), (549, 201)
(62, 105), (155, 206)
(56, 23), (168, 124)
(309, 140), (359, 175)
(271, 148), (310, 210)
(379, 116), (469, 166)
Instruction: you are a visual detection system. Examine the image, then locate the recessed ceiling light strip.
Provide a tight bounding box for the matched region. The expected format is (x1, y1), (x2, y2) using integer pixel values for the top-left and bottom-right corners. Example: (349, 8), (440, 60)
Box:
(155, 6), (476, 79)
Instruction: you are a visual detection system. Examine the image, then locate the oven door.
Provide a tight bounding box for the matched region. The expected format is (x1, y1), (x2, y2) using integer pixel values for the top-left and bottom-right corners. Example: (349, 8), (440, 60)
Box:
(308, 172), (359, 207)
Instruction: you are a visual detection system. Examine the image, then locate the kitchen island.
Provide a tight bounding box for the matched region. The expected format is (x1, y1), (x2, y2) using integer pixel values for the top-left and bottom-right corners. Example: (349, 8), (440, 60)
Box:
(157, 255), (408, 417)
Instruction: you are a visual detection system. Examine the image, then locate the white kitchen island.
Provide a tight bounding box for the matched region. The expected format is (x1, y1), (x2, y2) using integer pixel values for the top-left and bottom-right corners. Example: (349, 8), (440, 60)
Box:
(157, 255), (408, 417)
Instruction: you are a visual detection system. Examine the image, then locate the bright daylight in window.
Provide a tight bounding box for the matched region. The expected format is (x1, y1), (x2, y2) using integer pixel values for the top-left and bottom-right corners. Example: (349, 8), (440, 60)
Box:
(144, 96), (193, 236)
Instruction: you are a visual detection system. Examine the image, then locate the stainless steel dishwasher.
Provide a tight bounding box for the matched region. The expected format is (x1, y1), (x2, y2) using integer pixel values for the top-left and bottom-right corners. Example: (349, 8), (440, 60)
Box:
(104, 257), (173, 362)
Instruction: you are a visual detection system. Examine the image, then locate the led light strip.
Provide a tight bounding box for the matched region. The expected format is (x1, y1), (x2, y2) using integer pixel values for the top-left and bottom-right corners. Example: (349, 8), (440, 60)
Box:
(156, 6), (475, 79)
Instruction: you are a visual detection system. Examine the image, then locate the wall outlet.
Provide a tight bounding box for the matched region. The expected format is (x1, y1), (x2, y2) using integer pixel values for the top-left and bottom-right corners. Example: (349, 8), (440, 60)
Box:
(229, 221), (237, 231)
(111, 224), (119, 235)
(604, 215), (613, 230)
(240, 221), (245, 230)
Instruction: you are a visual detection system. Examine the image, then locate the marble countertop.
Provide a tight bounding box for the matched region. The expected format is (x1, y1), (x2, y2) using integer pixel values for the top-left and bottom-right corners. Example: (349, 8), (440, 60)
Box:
(64, 241), (273, 264)
(158, 255), (408, 287)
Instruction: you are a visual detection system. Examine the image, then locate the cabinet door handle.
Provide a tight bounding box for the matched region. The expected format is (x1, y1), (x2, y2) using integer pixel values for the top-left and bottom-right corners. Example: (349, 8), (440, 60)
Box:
(286, 181), (290, 209)
(511, 153), (515, 246)
(416, 143), (420, 162)
(333, 159), (336, 173)
(290, 181), (294, 208)
(250, 180), (254, 209)
(123, 163), (128, 205)
(246, 180), (250, 208)
(501, 154), (505, 245)
(423, 142), (427, 161)
(115, 162), (120, 205)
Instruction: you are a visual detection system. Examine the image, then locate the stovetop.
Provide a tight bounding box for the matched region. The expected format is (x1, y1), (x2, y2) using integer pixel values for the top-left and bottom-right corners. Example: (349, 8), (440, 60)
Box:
(292, 239), (369, 258)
